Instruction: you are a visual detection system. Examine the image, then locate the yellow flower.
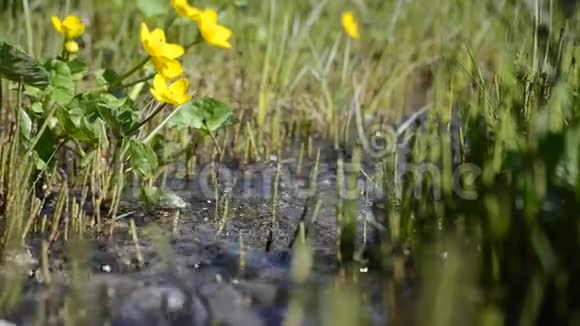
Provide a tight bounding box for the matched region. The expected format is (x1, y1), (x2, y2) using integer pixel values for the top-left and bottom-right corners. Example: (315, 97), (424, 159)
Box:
(51, 15), (85, 39)
(171, 0), (202, 20)
(140, 23), (185, 59)
(341, 11), (359, 40)
(64, 40), (79, 53)
(198, 9), (232, 49)
(150, 74), (191, 105)
(151, 56), (184, 79)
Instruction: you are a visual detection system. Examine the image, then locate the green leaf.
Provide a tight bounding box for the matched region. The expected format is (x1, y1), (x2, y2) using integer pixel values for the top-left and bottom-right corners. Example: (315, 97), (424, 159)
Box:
(18, 108), (32, 141)
(129, 139), (158, 179)
(54, 105), (100, 143)
(95, 68), (121, 86)
(67, 57), (88, 81)
(0, 42), (49, 88)
(136, 0), (167, 19)
(47, 60), (74, 105)
(80, 92), (127, 118)
(29, 102), (43, 114)
(168, 97), (236, 132)
(94, 68), (125, 98)
(32, 127), (57, 170)
(95, 95), (139, 138)
(24, 85), (47, 98)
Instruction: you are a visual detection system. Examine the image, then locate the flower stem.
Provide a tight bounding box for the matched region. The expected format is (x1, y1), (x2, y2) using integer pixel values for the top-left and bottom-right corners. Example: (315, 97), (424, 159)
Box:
(142, 102), (187, 144)
(59, 38), (67, 60)
(163, 13), (177, 30)
(185, 34), (203, 51)
(119, 56), (151, 82)
(205, 124), (223, 158)
(128, 102), (168, 136)
(22, 0), (34, 55)
(121, 73), (156, 89)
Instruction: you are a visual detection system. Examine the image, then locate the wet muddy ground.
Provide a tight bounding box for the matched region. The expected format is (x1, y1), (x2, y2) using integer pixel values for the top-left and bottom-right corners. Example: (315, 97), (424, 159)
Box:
(0, 108), (449, 325)
(0, 158), (413, 326)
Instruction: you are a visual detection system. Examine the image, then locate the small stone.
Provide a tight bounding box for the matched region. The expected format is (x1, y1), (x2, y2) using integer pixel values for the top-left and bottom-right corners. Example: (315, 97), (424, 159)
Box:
(100, 264), (112, 273)
(159, 192), (188, 209)
(0, 319), (16, 326)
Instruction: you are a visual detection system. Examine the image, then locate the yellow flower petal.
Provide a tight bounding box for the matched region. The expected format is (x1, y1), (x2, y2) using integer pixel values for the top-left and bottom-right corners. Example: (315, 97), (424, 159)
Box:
(151, 57), (183, 79)
(159, 43), (185, 59)
(153, 74), (168, 93)
(150, 28), (166, 44)
(172, 0), (202, 20)
(150, 74), (191, 105)
(168, 78), (189, 95)
(150, 87), (168, 103)
(198, 9), (233, 49)
(186, 8), (202, 21)
(171, 0), (189, 16)
(51, 16), (63, 34)
(140, 23), (184, 59)
(140, 23), (150, 43)
(200, 9), (218, 25)
(141, 24), (164, 57)
(175, 94), (191, 105)
(341, 11), (359, 40)
(65, 40), (79, 53)
(62, 15), (85, 39)
(52, 15), (85, 39)
(211, 25), (232, 48)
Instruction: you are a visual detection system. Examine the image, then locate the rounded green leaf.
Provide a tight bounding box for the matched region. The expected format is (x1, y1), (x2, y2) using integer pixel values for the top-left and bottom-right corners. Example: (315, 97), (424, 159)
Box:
(167, 97), (236, 133)
(47, 60), (74, 105)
